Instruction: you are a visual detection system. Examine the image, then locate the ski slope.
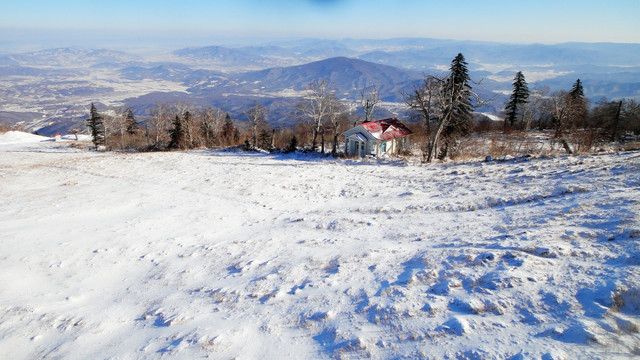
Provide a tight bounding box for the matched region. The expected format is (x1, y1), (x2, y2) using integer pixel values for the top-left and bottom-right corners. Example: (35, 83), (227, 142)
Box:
(1, 132), (639, 359)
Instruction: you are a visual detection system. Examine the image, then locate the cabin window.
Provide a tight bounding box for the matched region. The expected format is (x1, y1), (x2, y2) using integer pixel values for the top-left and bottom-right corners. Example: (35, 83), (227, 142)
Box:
(382, 142), (387, 152)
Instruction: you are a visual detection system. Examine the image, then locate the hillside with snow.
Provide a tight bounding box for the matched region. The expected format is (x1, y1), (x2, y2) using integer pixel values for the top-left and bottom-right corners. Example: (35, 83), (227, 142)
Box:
(0, 132), (639, 359)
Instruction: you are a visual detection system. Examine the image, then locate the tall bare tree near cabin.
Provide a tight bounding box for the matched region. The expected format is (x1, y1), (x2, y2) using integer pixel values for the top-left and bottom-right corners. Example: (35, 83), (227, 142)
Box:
(403, 75), (441, 137)
(360, 84), (380, 123)
(327, 95), (348, 156)
(295, 79), (334, 152)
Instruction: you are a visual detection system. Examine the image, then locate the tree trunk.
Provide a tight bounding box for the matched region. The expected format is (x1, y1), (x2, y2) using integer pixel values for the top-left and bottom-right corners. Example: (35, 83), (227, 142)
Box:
(610, 100), (623, 142)
(427, 117), (446, 163)
(252, 123), (257, 149)
(561, 137), (574, 154)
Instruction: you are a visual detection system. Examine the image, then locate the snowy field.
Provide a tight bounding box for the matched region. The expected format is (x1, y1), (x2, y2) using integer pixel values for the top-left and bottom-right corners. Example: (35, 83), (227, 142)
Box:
(1, 131), (639, 359)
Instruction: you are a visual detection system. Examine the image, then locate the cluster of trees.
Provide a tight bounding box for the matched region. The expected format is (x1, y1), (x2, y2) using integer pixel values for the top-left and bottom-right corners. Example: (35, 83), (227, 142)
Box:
(87, 79), (380, 155)
(404, 53), (640, 161)
(163, 105), (239, 150)
(403, 53), (480, 162)
(86, 104), (142, 149)
(86, 52), (640, 158)
(87, 102), (242, 151)
(497, 73), (640, 153)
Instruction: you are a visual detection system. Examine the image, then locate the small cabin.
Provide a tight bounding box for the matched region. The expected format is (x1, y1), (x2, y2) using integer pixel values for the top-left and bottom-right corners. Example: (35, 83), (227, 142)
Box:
(342, 118), (412, 157)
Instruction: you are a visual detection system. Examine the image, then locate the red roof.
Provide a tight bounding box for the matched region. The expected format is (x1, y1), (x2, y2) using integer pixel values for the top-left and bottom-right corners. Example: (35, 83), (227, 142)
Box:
(360, 118), (412, 141)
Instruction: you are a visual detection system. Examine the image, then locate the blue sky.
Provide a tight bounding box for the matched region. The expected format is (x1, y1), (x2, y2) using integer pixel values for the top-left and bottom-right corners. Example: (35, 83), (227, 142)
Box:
(1, 0), (639, 50)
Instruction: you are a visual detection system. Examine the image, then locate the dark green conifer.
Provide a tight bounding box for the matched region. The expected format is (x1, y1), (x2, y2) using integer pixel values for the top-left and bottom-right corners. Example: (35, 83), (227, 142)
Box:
(124, 108), (138, 135)
(168, 115), (184, 149)
(87, 103), (105, 147)
(504, 71), (530, 129)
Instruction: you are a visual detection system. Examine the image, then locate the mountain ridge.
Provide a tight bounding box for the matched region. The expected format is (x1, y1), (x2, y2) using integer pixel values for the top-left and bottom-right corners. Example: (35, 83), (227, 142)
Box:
(1, 38), (639, 135)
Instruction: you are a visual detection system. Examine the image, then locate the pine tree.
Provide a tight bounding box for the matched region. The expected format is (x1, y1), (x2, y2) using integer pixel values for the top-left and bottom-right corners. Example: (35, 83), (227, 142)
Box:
(168, 115), (184, 149)
(568, 79), (588, 127)
(285, 135), (298, 153)
(425, 53), (475, 162)
(440, 53), (473, 157)
(570, 79), (584, 99)
(87, 103), (105, 147)
(222, 113), (235, 145)
(182, 111), (193, 148)
(446, 53), (473, 133)
(124, 108), (138, 135)
(257, 129), (272, 150)
(504, 71), (530, 130)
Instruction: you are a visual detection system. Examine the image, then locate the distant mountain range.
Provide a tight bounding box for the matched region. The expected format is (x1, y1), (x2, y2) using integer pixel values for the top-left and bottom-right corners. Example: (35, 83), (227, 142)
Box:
(1, 38), (639, 135)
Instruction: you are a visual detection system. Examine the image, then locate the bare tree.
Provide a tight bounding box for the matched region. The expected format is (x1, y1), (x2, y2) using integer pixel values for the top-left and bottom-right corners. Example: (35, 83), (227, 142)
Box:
(245, 103), (267, 149)
(327, 95), (349, 156)
(547, 91), (571, 138)
(101, 112), (119, 148)
(425, 54), (479, 162)
(403, 75), (442, 136)
(520, 86), (549, 131)
(542, 90), (576, 153)
(198, 107), (225, 148)
(173, 102), (194, 147)
(149, 103), (169, 147)
(360, 84), (380, 123)
(294, 79), (337, 151)
(69, 128), (81, 141)
(110, 106), (129, 149)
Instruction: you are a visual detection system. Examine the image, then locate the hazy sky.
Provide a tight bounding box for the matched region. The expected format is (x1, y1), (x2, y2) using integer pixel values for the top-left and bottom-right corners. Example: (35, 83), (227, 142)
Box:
(1, 0), (639, 51)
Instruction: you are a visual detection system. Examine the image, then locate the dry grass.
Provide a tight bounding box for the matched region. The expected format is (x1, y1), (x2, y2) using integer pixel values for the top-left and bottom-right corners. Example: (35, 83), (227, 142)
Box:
(610, 286), (640, 314)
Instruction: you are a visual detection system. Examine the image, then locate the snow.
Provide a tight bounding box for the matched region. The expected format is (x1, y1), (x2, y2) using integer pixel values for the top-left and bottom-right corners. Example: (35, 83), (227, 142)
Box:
(0, 131), (50, 144)
(1, 132), (639, 359)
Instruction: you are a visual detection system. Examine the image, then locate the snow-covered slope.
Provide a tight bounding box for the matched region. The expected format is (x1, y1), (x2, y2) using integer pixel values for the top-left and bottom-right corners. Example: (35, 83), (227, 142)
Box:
(0, 137), (639, 359)
(0, 130), (50, 144)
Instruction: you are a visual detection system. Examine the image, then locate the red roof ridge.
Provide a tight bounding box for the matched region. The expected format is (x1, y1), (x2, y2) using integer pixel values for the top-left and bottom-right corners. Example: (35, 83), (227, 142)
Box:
(357, 118), (412, 141)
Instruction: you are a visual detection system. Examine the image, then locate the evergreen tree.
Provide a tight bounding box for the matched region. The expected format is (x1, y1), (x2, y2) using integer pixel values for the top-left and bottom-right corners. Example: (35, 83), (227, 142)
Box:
(425, 53), (475, 162)
(285, 135), (298, 153)
(168, 115), (184, 149)
(504, 71), (530, 129)
(570, 79), (584, 99)
(124, 108), (138, 135)
(86, 103), (106, 147)
(233, 128), (240, 144)
(182, 111), (193, 148)
(446, 53), (473, 133)
(440, 53), (473, 157)
(257, 129), (272, 150)
(568, 79), (588, 127)
(222, 113), (235, 145)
